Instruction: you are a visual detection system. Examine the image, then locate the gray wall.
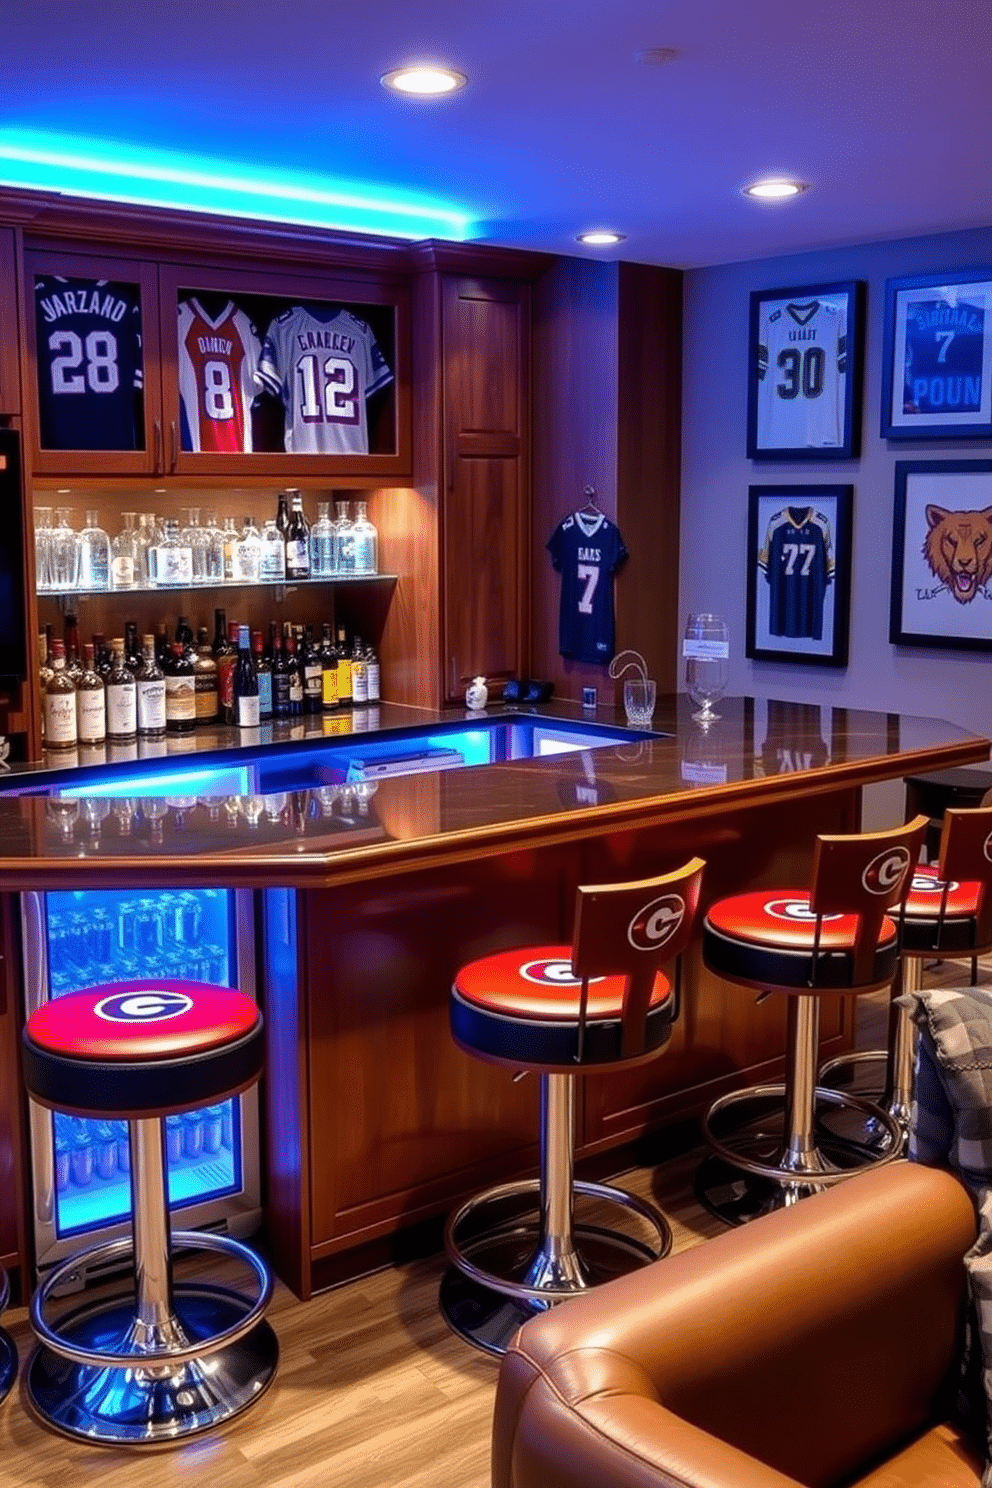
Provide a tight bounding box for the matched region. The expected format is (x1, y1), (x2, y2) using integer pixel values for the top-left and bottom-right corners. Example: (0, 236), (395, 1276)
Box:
(680, 225), (992, 741)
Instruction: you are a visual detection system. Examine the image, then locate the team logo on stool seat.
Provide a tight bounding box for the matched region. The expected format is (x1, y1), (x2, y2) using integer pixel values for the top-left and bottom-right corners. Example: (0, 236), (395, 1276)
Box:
(628, 895), (685, 951)
(94, 989), (194, 1022)
(519, 959), (583, 986)
(763, 899), (844, 923)
(910, 872), (958, 894)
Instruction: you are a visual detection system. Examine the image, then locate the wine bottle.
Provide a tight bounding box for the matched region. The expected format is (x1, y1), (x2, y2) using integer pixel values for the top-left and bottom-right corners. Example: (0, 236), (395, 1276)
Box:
(271, 631), (291, 718)
(285, 492), (311, 580)
(351, 634), (369, 705)
(215, 620), (239, 726)
(233, 625), (260, 729)
(365, 640), (381, 703)
(44, 639), (78, 751)
(165, 642), (197, 735)
(302, 625), (323, 715)
(193, 627), (219, 726)
(63, 613), (84, 685)
(253, 630), (273, 721)
(284, 629), (303, 716)
(320, 622), (339, 711)
(335, 624), (353, 707)
(106, 638), (138, 743)
(135, 633), (166, 740)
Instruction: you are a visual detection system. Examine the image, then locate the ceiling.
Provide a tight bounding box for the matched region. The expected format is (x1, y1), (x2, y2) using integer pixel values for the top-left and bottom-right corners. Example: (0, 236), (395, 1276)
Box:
(2, 0), (990, 268)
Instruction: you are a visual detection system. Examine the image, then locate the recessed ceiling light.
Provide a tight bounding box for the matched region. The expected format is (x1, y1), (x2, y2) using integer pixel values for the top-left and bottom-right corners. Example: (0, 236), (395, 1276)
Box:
(743, 178), (808, 200)
(381, 65), (467, 96)
(576, 230), (626, 247)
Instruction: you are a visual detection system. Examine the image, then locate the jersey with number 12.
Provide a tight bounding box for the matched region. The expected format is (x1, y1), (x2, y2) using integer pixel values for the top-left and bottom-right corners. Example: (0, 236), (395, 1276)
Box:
(177, 298), (262, 453)
(257, 304), (392, 454)
(34, 274), (143, 450)
(547, 510), (628, 664)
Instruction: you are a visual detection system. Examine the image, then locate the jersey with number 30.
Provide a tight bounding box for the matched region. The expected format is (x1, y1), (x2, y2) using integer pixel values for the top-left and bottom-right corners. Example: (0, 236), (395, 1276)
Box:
(757, 299), (846, 450)
(178, 298), (262, 453)
(547, 510), (628, 664)
(34, 275), (143, 450)
(257, 304), (392, 455)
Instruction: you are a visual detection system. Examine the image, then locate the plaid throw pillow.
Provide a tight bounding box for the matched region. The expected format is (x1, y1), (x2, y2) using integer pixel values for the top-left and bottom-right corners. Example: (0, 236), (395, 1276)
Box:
(900, 986), (992, 1483)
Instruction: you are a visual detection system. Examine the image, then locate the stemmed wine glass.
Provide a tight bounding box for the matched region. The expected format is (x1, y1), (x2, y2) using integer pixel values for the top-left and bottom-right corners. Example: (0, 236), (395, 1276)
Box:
(683, 613), (730, 724)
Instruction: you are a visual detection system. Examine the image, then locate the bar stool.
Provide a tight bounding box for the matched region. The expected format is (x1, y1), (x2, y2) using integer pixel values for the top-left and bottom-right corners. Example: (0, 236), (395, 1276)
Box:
(21, 978), (278, 1444)
(821, 803), (992, 1149)
(440, 857), (705, 1356)
(696, 816), (928, 1226)
(0, 1268), (15, 1406)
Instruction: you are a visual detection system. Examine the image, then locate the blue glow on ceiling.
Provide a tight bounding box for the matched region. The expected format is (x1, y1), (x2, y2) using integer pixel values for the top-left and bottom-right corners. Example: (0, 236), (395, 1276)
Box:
(0, 130), (472, 241)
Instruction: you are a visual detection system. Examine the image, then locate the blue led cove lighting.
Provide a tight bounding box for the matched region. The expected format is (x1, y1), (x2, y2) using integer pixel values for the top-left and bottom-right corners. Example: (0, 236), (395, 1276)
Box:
(0, 131), (472, 241)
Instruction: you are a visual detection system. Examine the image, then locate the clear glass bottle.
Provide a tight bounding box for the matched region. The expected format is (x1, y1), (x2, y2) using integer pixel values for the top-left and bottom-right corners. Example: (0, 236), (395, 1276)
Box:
(351, 500), (379, 575)
(111, 511), (139, 590)
(259, 518), (286, 581)
(77, 510), (111, 591)
(135, 633), (166, 739)
(136, 513), (157, 587)
(233, 515), (262, 583)
(222, 515), (239, 581)
(106, 638), (138, 743)
(34, 506), (53, 592)
(310, 501), (336, 577)
(51, 507), (80, 590)
(334, 499), (354, 575)
(76, 642), (106, 746)
(202, 509), (226, 582)
(185, 507), (213, 585)
(285, 493), (311, 580)
(155, 518), (194, 588)
(44, 639), (78, 751)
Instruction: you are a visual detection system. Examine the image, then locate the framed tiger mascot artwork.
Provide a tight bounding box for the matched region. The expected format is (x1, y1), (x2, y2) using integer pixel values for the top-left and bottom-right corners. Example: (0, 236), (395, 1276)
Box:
(890, 461), (992, 650)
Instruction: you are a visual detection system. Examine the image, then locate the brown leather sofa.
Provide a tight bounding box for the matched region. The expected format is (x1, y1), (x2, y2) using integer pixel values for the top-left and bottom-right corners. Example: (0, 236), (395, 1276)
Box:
(492, 1162), (984, 1488)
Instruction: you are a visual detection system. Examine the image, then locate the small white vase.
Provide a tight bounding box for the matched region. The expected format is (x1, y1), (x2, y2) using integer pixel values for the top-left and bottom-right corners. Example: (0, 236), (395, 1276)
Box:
(465, 676), (488, 711)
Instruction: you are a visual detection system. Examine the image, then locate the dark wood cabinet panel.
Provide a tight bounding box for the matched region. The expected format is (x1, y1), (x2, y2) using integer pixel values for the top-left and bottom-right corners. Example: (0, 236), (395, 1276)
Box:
(0, 229), (21, 416)
(443, 456), (523, 697)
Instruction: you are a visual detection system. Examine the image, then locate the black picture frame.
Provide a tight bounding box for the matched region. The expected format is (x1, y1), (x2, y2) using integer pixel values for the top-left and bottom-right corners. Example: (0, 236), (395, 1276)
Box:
(745, 484), (853, 666)
(881, 269), (992, 439)
(889, 460), (992, 651)
(746, 280), (864, 460)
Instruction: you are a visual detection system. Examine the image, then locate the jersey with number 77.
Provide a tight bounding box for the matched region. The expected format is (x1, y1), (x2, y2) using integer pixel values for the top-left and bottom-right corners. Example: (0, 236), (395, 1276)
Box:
(547, 510), (628, 664)
(257, 303), (392, 454)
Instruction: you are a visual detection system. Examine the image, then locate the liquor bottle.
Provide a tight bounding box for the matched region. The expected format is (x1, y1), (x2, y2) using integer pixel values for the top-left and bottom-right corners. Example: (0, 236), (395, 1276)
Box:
(259, 518), (286, 581)
(175, 615), (195, 654)
(193, 628), (219, 726)
(320, 623), (339, 711)
(216, 621), (240, 726)
(233, 515), (262, 583)
(63, 613), (84, 686)
(283, 625), (303, 715)
(364, 639), (380, 702)
(135, 633), (166, 740)
(285, 492), (311, 580)
(271, 631), (291, 719)
(335, 624), (353, 707)
(351, 634), (369, 705)
(136, 512), (157, 587)
(111, 511), (139, 590)
(253, 630), (273, 721)
(154, 621), (170, 669)
(155, 517), (194, 588)
(92, 632), (112, 682)
(124, 620), (141, 672)
(76, 642), (107, 747)
(44, 640), (78, 751)
(221, 516), (239, 581)
(334, 500), (354, 574)
(165, 642), (197, 735)
(275, 490), (290, 543)
(233, 625), (260, 729)
(38, 632), (53, 740)
(212, 607), (229, 658)
(201, 509), (225, 583)
(302, 625), (323, 715)
(77, 509), (112, 591)
(351, 500), (379, 574)
(311, 501), (336, 577)
(106, 638), (138, 743)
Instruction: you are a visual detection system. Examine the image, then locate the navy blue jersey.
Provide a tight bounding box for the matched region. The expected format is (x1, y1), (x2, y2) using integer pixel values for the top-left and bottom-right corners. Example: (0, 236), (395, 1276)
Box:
(759, 506), (833, 641)
(903, 295), (985, 415)
(35, 275), (144, 450)
(547, 511), (628, 664)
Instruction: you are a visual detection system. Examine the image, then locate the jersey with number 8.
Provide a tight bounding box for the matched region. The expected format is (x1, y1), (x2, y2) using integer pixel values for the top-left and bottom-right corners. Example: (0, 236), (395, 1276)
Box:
(547, 510), (628, 663)
(177, 298), (262, 453)
(35, 275), (144, 451)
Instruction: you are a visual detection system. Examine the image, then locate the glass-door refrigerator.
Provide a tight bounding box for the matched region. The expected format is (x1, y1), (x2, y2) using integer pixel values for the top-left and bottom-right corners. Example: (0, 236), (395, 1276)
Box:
(20, 764), (262, 1285)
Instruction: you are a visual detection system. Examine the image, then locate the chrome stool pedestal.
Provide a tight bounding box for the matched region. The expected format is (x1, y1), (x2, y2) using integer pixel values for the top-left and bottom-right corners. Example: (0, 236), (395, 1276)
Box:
(440, 1071), (668, 1357)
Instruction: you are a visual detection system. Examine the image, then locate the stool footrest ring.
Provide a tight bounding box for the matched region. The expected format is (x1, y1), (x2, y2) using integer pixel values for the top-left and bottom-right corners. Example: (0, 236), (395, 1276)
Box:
(702, 1084), (902, 1186)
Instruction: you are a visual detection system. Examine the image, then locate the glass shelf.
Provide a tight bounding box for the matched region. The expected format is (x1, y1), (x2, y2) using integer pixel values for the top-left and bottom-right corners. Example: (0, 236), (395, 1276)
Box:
(37, 573), (398, 601)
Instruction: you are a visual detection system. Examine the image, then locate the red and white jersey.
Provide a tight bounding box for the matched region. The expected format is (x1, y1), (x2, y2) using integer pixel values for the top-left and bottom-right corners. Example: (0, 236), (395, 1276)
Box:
(177, 298), (262, 453)
(257, 304), (393, 455)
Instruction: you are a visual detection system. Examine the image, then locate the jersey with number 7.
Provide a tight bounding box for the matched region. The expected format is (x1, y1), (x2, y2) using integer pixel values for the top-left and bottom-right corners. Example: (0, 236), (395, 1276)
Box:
(257, 303), (392, 455)
(547, 510), (628, 664)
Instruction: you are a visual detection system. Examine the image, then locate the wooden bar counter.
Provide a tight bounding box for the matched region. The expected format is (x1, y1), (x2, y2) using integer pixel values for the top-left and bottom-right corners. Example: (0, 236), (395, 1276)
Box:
(0, 695), (984, 1297)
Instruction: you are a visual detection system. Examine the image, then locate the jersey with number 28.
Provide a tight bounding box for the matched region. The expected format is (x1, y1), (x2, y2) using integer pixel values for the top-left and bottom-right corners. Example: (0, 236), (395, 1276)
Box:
(257, 304), (392, 455)
(34, 275), (143, 450)
(547, 510), (628, 664)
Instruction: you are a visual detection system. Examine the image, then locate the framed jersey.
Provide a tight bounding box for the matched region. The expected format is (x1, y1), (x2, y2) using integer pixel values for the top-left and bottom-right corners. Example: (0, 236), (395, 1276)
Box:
(746, 484), (853, 667)
(881, 270), (992, 439)
(747, 281), (864, 460)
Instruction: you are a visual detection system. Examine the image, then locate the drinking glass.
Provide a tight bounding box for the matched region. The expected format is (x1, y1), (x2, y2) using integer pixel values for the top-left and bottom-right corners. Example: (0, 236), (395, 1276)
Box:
(34, 507), (53, 591)
(51, 507), (80, 590)
(683, 613), (730, 723)
(623, 678), (656, 727)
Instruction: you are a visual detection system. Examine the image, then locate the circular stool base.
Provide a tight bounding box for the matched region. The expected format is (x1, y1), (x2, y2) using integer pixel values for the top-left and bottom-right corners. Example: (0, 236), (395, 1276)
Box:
(815, 1052), (910, 1156)
(694, 1153), (831, 1226)
(26, 1284), (278, 1445)
(0, 1328), (17, 1407)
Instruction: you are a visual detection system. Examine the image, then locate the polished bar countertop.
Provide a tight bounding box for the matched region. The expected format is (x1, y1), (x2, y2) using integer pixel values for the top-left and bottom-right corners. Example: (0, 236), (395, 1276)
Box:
(0, 695), (985, 891)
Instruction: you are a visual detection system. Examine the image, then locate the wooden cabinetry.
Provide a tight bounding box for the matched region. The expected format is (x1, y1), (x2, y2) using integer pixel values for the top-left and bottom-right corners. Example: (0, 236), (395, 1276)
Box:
(0, 229), (22, 415)
(440, 275), (531, 702)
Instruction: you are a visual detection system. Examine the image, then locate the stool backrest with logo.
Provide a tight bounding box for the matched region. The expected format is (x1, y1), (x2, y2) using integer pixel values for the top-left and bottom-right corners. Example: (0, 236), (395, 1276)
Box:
(571, 857), (705, 1059)
(933, 804), (992, 950)
(810, 815), (930, 986)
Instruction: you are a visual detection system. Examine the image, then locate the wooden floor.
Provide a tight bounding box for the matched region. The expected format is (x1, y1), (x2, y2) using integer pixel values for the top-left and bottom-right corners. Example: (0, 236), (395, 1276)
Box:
(0, 970), (982, 1487)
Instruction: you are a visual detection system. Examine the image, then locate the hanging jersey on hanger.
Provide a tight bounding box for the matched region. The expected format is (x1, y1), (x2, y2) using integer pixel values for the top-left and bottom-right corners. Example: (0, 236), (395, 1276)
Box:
(547, 509), (628, 664)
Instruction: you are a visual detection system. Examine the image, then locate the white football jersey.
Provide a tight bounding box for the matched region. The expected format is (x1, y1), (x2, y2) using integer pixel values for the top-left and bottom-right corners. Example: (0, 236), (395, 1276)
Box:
(257, 305), (393, 455)
(757, 299), (847, 449)
(177, 298), (262, 453)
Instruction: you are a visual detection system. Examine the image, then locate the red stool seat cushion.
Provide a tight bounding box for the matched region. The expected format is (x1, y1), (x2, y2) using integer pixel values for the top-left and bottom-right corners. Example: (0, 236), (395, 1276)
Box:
(23, 980), (264, 1120)
(703, 891), (899, 992)
(451, 944), (674, 1069)
(900, 865), (985, 956)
